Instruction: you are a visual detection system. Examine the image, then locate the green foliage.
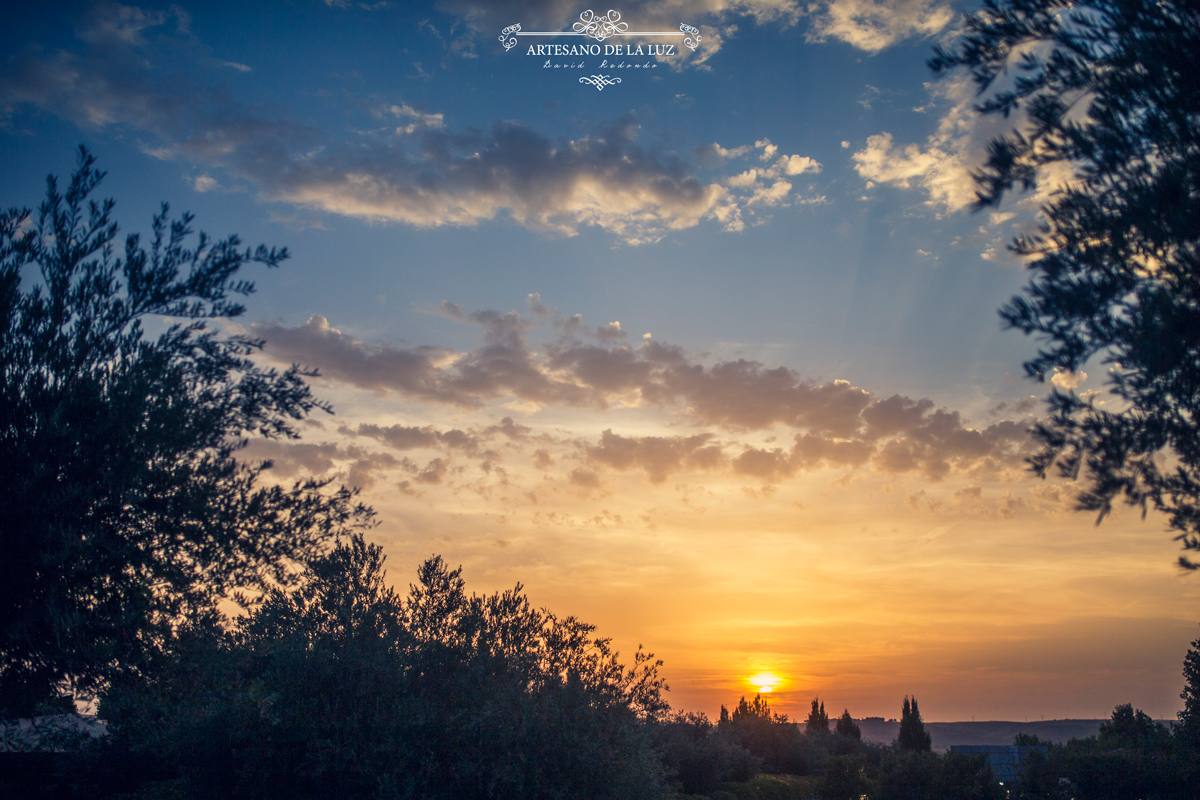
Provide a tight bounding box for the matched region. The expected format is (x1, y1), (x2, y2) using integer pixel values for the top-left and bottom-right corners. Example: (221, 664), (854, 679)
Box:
(835, 708), (862, 741)
(804, 698), (829, 736)
(654, 711), (759, 794)
(1011, 747), (1069, 800)
(1005, 698), (1200, 800)
(930, 0), (1200, 566)
(712, 773), (819, 800)
(877, 751), (1002, 800)
(100, 536), (669, 799)
(718, 694), (821, 775)
(0, 149), (373, 716)
(820, 754), (867, 800)
(1098, 703), (1170, 751)
(898, 696), (932, 752)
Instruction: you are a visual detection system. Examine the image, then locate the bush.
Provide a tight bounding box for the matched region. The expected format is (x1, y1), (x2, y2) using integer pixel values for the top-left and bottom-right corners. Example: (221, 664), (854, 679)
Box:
(99, 537), (669, 800)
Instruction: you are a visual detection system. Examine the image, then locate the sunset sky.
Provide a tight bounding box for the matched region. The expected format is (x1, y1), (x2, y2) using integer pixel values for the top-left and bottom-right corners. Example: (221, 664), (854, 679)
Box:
(3, 0), (1197, 722)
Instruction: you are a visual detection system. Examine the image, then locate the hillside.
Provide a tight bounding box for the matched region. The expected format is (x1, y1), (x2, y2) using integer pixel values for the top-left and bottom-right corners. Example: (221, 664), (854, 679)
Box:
(856, 719), (1109, 750)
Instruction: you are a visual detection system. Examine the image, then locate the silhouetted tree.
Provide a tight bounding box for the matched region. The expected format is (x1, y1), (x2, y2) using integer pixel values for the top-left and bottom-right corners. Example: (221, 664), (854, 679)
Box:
(898, 696), (932, 752)
(0, 149), (373, 716)
(101, 537), (670, 799)
(821, 754), (867, 800)
(836, 708), (862, 740)
(1180, 630), (1200, 750)
(806, 697), (830, 735)
(654, 711), (758, 793)
(930, 0), (1200, 566)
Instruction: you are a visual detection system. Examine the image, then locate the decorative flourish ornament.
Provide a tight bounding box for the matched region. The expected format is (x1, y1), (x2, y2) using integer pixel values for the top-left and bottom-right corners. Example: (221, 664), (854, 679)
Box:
(579, 74), (622, 91)
(499, 23), (521, 51)
(680, 24), (702, 52)
(497, 9), (702, 90)
(573, 10), (628, 41)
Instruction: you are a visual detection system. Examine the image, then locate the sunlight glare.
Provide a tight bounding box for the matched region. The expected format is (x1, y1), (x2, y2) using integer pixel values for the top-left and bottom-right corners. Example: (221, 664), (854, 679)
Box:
(748, 671), (781, 693)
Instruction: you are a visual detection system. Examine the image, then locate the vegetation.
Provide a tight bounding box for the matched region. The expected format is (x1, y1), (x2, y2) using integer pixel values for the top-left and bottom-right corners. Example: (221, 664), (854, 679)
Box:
(898, 696), (932, 752)
(96, 537), (669, 799)
(930, 0), (1200, 566)
(805, 698), (830, 735)
(0, 149), (373, 716)
(835, 709), (861, 740)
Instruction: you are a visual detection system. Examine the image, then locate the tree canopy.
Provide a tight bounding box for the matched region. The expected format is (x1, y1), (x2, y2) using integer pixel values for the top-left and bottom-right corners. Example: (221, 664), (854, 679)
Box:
(931, 0), (1200, 565)
(0, 149), (373, 716)
(101, 537), (670, 799)
(898, 696), (931, 752)
(805, 697), (830, 735)
(1180, 630), (1200, 749)
(836, 708), (862, 740)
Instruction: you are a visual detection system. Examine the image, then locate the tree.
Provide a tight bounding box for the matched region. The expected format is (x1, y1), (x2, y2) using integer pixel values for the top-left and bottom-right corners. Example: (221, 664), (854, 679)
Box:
(806, 697), (830, 735)
(930, 1), (1200, 566)
(898, 696), (932, 752)
(1181, 630), (1200, 748)
(836, 708), (862, 740)
(101, 537), (670, 799)
(0, 149), (374, 715)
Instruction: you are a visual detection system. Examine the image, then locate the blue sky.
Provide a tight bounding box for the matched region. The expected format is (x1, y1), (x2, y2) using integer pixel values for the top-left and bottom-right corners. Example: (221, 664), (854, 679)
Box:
(4, 0), (1196, 721)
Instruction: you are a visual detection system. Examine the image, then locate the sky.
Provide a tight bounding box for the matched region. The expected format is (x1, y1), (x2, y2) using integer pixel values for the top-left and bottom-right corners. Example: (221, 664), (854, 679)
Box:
(2, 0), (1197, 722)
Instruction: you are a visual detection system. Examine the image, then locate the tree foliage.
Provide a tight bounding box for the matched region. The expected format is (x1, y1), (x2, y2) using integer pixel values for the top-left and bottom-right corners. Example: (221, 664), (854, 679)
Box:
(805, 697), (830, 735)
(1177, 630), (1200, 749)
(930, 0), (1200, 565)
(898, 696), (932, 752)
(0, 149), (373, 715)
(836, 708), (862, 740)
(101, 537), (669, 799)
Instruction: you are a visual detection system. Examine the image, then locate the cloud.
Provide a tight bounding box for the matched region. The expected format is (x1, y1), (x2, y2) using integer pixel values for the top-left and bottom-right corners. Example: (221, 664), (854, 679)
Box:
(1050, 368), (1087, 390)
(256, 301), (1040, 486)
(851, 72), (1022, 213)
(240, 439), (343, 477)
(587, 429), (720, 483)
(697, 139), (824, 223)
(805, 0), (954, 53)
(0, 6), (809, 245)
(853, 53), (1084, 230)
(237, 438), (405, 491)
(569, 468), (601, 488)
(852, 130), (978, 212)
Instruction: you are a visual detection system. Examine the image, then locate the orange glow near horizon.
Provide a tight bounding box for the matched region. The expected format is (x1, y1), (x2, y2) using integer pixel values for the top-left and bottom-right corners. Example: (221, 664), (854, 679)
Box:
(247, 353), (1200, 722)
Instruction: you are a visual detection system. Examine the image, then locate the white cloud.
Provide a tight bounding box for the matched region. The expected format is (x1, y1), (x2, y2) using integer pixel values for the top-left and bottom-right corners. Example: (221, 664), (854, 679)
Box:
(755, 138), (779, 161)
(712, 142), (823, 217)
(851, 75), (1030, 213)
(1050, 368), (1088, 390)
(806, 0), (954, 53)
(778, 154), (821, 175)
(190, 174), (217, 192)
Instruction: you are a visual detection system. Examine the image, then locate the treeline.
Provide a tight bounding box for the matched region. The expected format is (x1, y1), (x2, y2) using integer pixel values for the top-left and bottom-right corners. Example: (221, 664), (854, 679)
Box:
(655, 691), (1200, 800)
(80, 537), (669, 799)
(13, 538), (1198, 800)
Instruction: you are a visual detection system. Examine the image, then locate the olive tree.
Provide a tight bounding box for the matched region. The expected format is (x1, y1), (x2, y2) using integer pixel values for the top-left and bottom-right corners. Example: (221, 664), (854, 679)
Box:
(0, 148), (373, 715)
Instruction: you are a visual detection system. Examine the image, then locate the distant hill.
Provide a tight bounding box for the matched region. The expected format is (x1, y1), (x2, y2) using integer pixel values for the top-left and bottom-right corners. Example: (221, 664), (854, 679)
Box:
(856, 718), (1109, 750)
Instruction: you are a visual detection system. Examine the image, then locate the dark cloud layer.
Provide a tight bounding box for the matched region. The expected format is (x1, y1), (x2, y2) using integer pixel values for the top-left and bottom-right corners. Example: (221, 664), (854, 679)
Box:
(256, 303), (1038, 485)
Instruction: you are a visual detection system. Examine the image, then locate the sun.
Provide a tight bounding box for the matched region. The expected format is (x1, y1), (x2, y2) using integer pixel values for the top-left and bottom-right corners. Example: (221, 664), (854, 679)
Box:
(748, 671), (782, 693)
